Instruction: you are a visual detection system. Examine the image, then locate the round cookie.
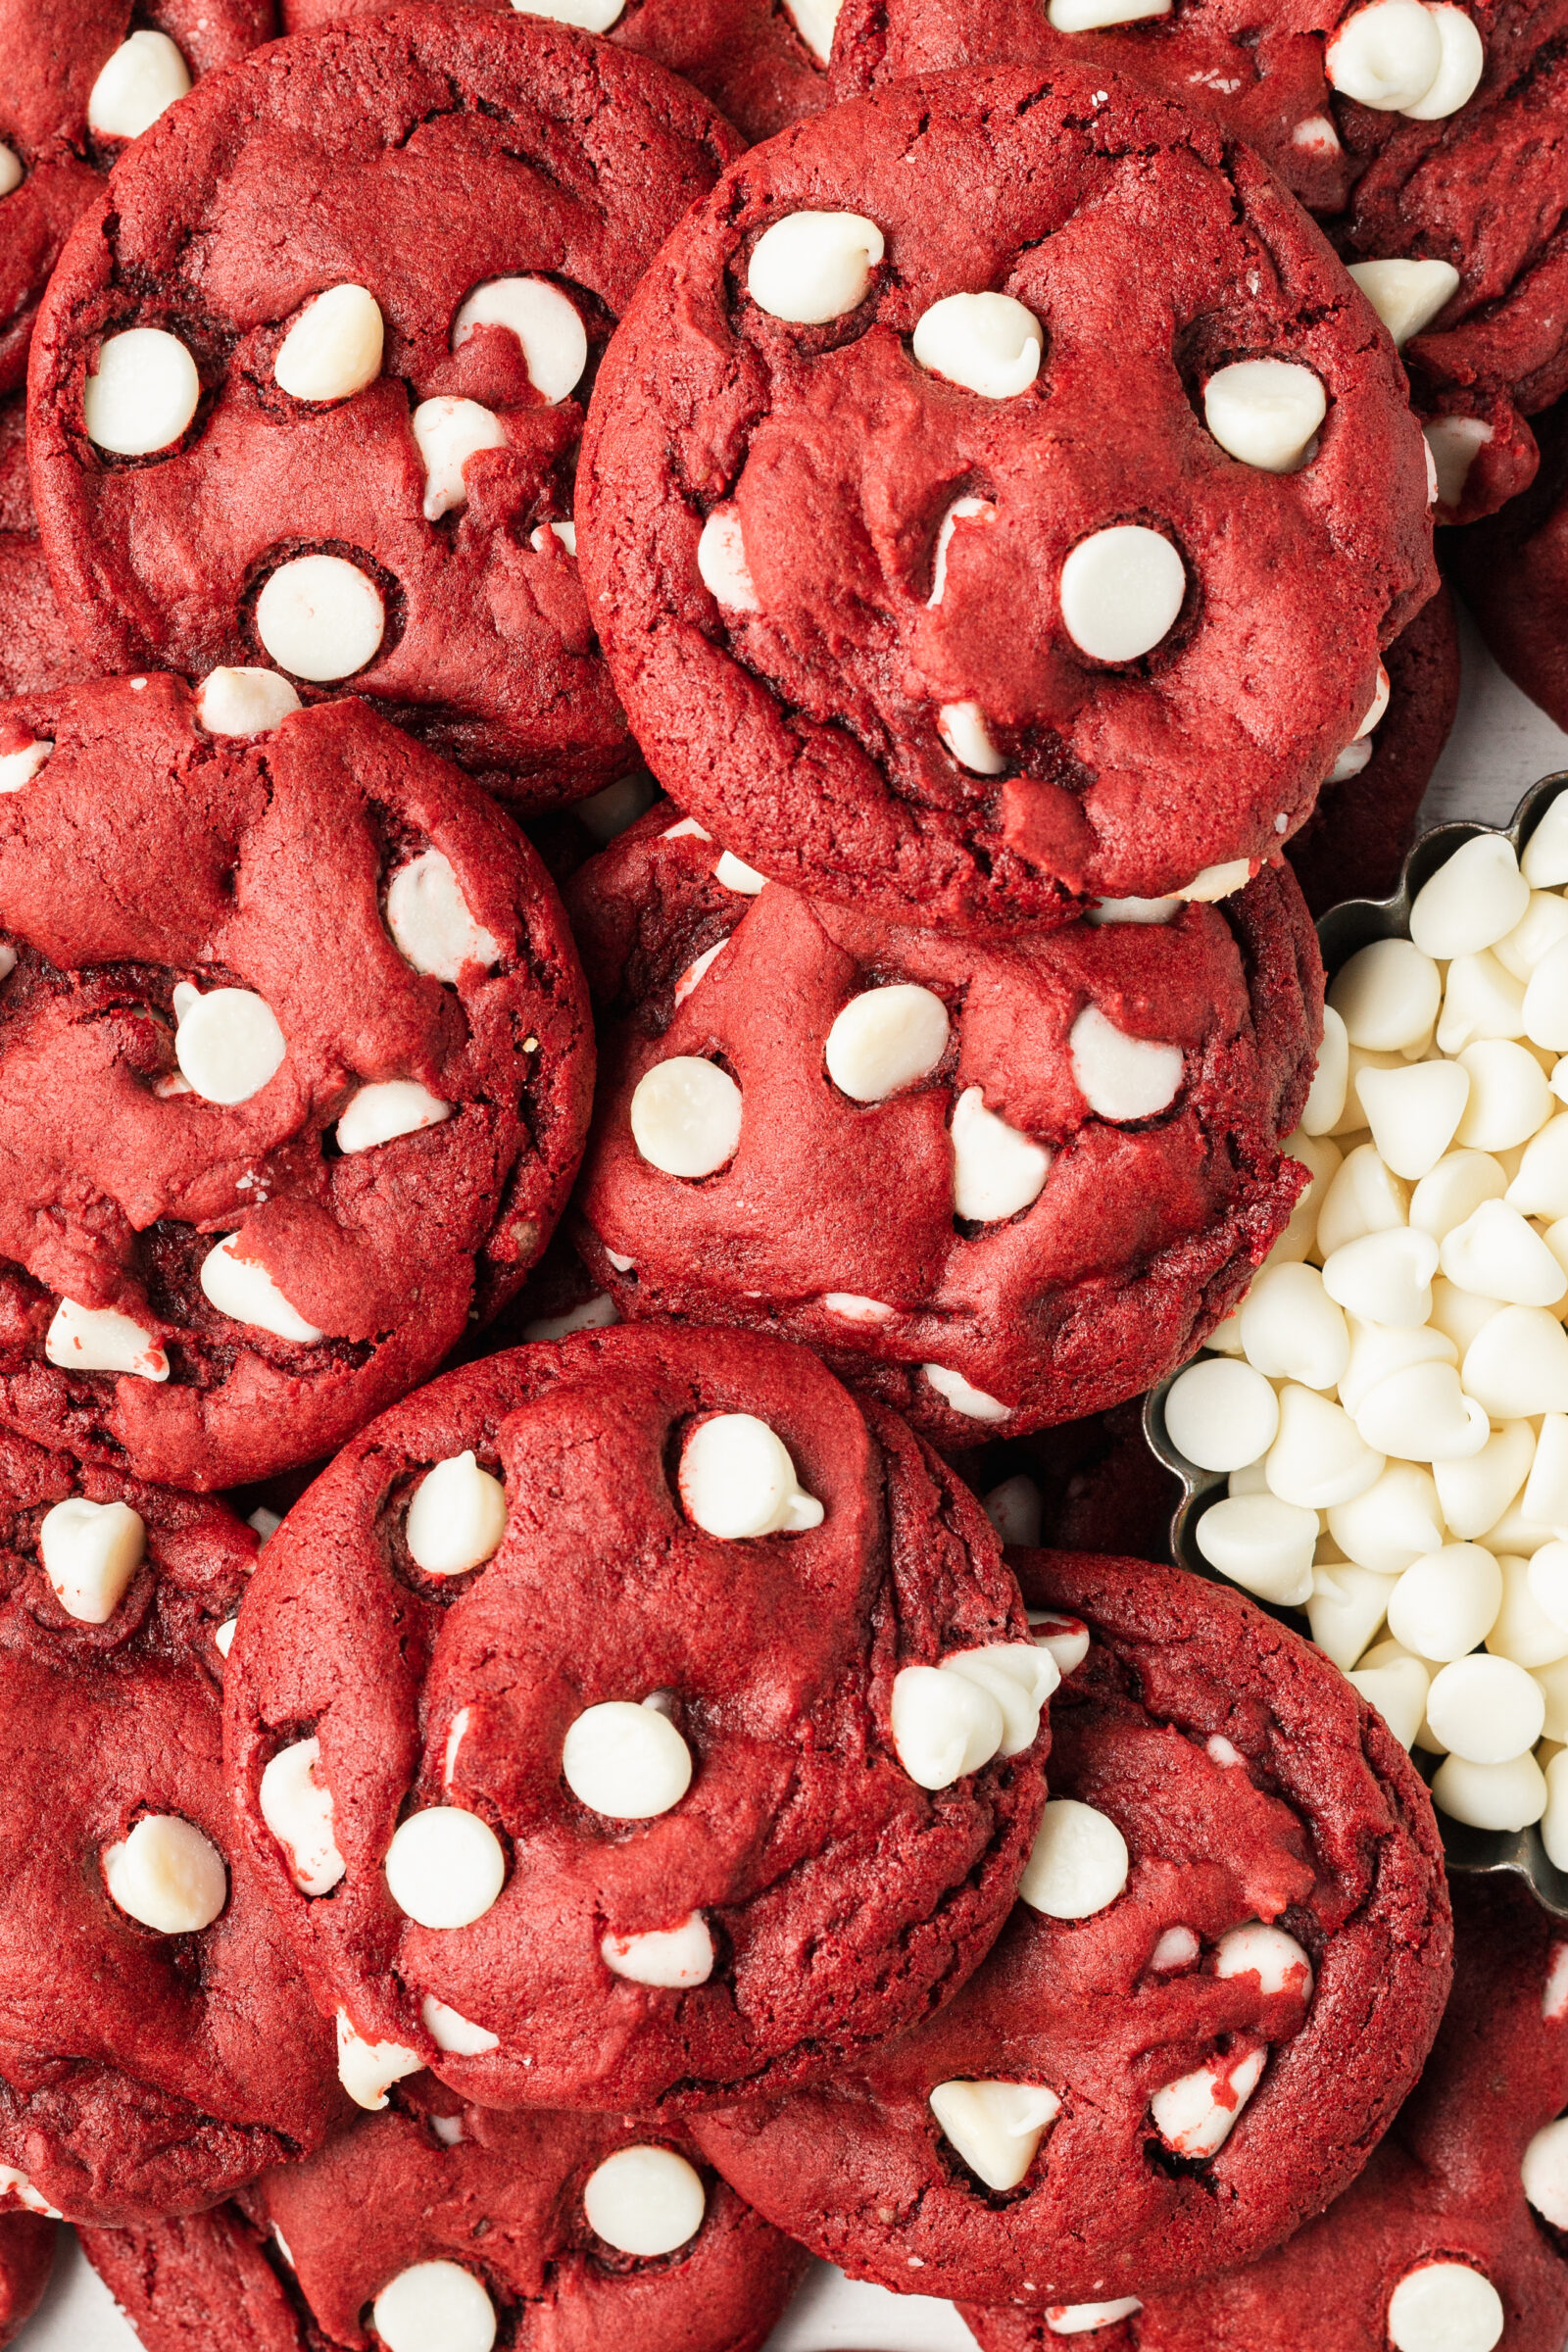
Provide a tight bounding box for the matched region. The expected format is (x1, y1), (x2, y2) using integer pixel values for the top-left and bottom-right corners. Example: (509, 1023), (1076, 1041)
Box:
(0, 1423), (341, 2226)
(224, 1323), (1054, 2113)
(27, 11), (743, 811)
(564, 806), (1320, 1446)
(281, 0), (835, 146)
(0, 2211), (52, 2349)
(690, 1546), (1453, 2307)
(1447, 394), (1568, 730)
(1285, 579), (1461, 915)
(577, 62), (1437, 933)
(83, 2082), (807, 2352)
(961, 1877), (1568, 2351)
(0, 672), (592, 1492)
(0, 0), (276, 398)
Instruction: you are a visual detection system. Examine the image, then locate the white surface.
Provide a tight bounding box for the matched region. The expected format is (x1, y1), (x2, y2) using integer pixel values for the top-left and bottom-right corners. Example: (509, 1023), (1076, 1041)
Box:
(15, 624), (1568, 2352)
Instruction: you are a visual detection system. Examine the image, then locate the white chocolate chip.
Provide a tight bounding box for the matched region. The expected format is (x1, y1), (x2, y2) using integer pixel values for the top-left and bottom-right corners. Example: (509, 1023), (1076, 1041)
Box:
(104, 1814), (226, 1934)
(1240, 1261), (1349, 1390)
(1164, 1357), (1281, 1472)
(1151, 1927), (1200, 1971)
(1413, 835), (1529, 957)
(1069, 1004), (1183, 1122)
(583, 2147), (706, 2258)
(0, 2170), (57, 2220)
(411, 398), (507, 522)
(1328, 1462), (1444, 1572)
(1086, 895), (1181, 926)
(714, 850), (766, 894)
(1330, 738), (1375, 783)
(86, 30), (190, 139)
(83, 328), (200, 457)
(1434, 1419), (1535, 1540)
(1150, 2045), (1265, 2157)
(0, 150), (22, 200)
(405, 1452), (508, 1577)
(747, 212), (884, 324)
(201, 1235), (324, 1345)
(1202, 361), (1325, 473)
(335, 2011), (421, 2110)
(454, 278), (587, 404)
(825, 984), (948, 1102)
(384, 1808), (506, 1931)
(421, 1994), (499, 2055)
(1522, 2114), (1568, 2226)
(1322, 1225), (1440, 1326)
(510, 0), (626, 23)
(1326, 0), (1442, 107)
(385, 850), (501, 985)
(1300, 1009), (1350, 1137)
(1177, 860), (1253, 903)
(372, 2263), (497, 2352)
(1488, 1553), (1568, 1668)
(214, 1617), (237, 1657)
(1348, 256), (1462, 349)
(678, 1412), (822, 1538)
(1425, 1651), (1544, 1762)
(1018, 1798), (1129, 1918)
(927, 2080), (1060, 2192)
(1433, 1748), (1548, 1828)
(890, 1663), (1003, 1788)
(1029, 1610), (1091, 1676)
(937, 700), (1008, 776)
(1388, 1543), (1503, 1660)
(1403, 4), (1486, 116)
(1044, 2305), (1144, 2336)
(630, 1056), (742, 1178)
(195, 667), (303, 737)
(781, 0), (842, 61)
(929, 496), (997, 608)
(260, 1738), (345, 1896)
(1386, 2262), (1504, 2352)
(941, 1644), (1057, 1757)
(173, 985), (286, 1104)
(45, 1298), (168, 1383)
(697, 507), (760, 612)
(1330, 938), (1441, 1051)
(1213, 1922), (1313, 2000)
(0, 738), (53, 794)
(1347, 1651), (1431, 1747)
(985, 1474), (1043, 1547)
(950, 1086), (1051, 1222)
(601, 1912), (714, 1987)
(1267, 1382), (1385, 1505)
(255, 554), (384, 682)
(912, 292), (1043, 400)
(822, 1293), (897, 1322)
(1441, 1196), (1567, 1304)
(1059, 526), (1185, 662)
(674, 948), (721, 1009)
(1425, 415), (1493, 511)
(922, 1363), (1010, 1421)
(336, 1079), (452, 1154)
(274, 285), (383, 404)
(575, 772), (658, 846)
(1357, 1061), (1470, 1181)
(1463, 1304), (1568, 1417)
(1195, 1493), (1318, 1605)
(38, 1495), (145, 1623)
(563, 1701), (693, 1819)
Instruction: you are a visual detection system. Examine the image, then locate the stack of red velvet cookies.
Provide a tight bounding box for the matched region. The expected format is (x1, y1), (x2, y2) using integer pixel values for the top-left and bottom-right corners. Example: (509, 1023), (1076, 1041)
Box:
(0, 5), (1559, 2351)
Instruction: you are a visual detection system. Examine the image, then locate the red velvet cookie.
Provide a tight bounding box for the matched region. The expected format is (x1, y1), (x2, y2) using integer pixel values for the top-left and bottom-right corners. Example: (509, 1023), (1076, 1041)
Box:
(0, 1425), (340, 2226)
(281, 0), (835, 146)
(83, 2082), (807, 2352)
(1447, 396), (1568, 731)
(224, 1323), (1053, 2114)
(0, 397), (91, 701)
(26, 11), (742, 811)
(0, 673), (592, 1492)
(564, 806), (1320, 1446)
(576, 64), (1436, 933)
(0, 2213), (52, 2349)
(0, 0), (275, 398)
(971, 1406), (1182, 1566)
(691, 1547), (1452, 2308)
(962, 1877), (1568, 2351)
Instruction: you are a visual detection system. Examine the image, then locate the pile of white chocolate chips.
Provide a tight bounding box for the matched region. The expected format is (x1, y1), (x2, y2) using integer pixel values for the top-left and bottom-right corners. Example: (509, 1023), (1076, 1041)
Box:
(1158, 802), (1568, 1860)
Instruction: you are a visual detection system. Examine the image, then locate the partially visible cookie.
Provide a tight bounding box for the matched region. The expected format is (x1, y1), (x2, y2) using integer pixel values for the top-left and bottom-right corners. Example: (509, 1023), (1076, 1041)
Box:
(0, 673), (592, 1492)
(692, 1547), (1452, 2307)
(1447, 395), (1568, 731)
(83, 2083), (808, 2352)
(0, 1425), (341, 2226)
(0, 2211), (52, 2349)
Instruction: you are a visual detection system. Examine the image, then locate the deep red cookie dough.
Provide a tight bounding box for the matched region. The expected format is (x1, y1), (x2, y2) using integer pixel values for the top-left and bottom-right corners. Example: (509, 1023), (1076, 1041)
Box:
(0, 398), (91, 701)
(691, 1547), (1452, 2307)
(1448, 397), (1568, 730)
(0, 1425), (340, 2226)
(0, 0), (275, 399)
(577, 64), (1436, 933)
(963, 1877), (1568, 2351)
(0, 2213), (51, 2349)
(26, 11), (742, 811)
(0, 673), (592, 1492)
(281, 0), (833, 146)
(83, 2082), (807, 2352)
(1286, 579), (1460, 915)
(225, 1323), (1049, 2112)
(564, 806), (1320, 1446)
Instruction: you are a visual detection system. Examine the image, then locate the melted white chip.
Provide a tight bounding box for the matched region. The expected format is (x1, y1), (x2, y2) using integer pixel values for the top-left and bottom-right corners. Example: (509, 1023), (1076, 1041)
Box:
(201, 1235), (324, 1345)
(1178, 859), (1253, 903)
(1425, 415), (1493, 511)
(1403, 2), (1486, 116)
(1045, 2305), (1144, 2337)
(83, 328), (200, 457)
(630, 1056), (743, 1178)
(584, 2147), (706, 2258)
(1060, 525), (1185, 662)
(1029, 1610), (1092, 1676)
(0, 2169), (58, 2221)
(1213, 1922), (1314, 2000)
(1347, 258), (1461, 348)
(195, 667), (302, 737)
(986, 1474), (1043, 1547)
(509, 0), (626, 24)
(679, 1412), (823, 1538)
(38, 1495), (145, 1623)
(715, 850), (767, 894)
(521, 1294), (619, 1342)
(928, 2080), (1060, 2191)
(174, 985), (286, 1104)
(1326, 0), (1441, 106)
(454, 277), (587, 404)
(386, 850), (502, 983)
(1150, 2045), (1266, 2156)
(1151, 1926), (1200, 1972)
(260, 1738), (345, 1897)
(674, 942), (729, 1008)
(335, 2012), (421, 2110)
(938, 700), (1008, 775)
(336, 1079), (452, 1154)
(697, 507), (760, 612)
(385, 1807), (506, 1932)
(1522, 2114), (1568, 2227)
(747, 212), (884, 324)
(891, 1646), (1054, 1788)
(372, 2263), (497, 2352)
(1049, 0), (1167, 23)
(45, 1298), (168, 1383)
(564, 1701), (693, 1820)
(1203, 360), (1325, 473)
(412, 397), (507, 521)
(602, 1912), (714, 1987)
(0, 737), (52, 793)
(274, 284), (383, 403)
(86, 30), (190, 140)
(0, 150), (23, 200)
(951, 1086), (1052, 1221)
(923, 1362), (1010, 1420)
(1018, 1798), (1129, 1917)
(405, 1451), (508, 1577)
(254, 554), (383, 684)
(215, 1618), (237, 1657)
(104, 1815), (226, 1934)
(826, 984), (949, 1102)
(782, 0), (841, 61)
(929, 496), (997, 608)
(1070, 1004), (1184, 1120)
(912, 292), (1043, 400)
(1087, 894), (1181, 925)
(941, 1644), (1057, 1756)
(1386, 2263), (1504, 2352)
(421, 1993), (499, 2055)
